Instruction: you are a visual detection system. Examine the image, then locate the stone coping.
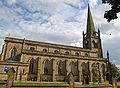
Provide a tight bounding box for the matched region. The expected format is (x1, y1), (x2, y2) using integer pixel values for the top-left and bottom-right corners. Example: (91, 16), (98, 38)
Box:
(0, 61), (28, 66)
(0, 80), (7, 84)
(22, 49), (107, 61)
(5, 37), (96, 52)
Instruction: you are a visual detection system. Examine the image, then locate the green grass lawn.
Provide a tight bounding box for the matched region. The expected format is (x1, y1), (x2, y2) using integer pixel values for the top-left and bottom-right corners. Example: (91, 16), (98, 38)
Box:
(117, 81), (120, 88)
(14, 80), (120, 87)
(14, 80), (69, 86)
(14, 80), (68, 84)
(14, 80), (110, 85)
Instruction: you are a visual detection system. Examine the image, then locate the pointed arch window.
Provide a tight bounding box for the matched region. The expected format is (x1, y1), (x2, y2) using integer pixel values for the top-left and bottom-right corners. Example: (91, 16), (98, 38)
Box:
(85, 40), (89, 48)
(10, 47), (17, 60)
(29, 58), (38, 74)
(29, 58), (38, 81)
(101, 64), (105, 80)
(82, 63), (86, 70)
(71, 62), (79, 76)
(82, 63), (87, 79)
(58, 61), (63, 75)
(93, 40), (98, 48)
(29, 58), (34, 74)
(44, 60), (49, 74)
(33, 59), (38, 73)
(71, 62), (75, 75)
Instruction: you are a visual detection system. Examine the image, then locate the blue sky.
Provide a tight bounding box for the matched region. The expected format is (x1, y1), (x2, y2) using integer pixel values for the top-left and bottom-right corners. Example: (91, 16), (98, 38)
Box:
(0, 0), (120, 68)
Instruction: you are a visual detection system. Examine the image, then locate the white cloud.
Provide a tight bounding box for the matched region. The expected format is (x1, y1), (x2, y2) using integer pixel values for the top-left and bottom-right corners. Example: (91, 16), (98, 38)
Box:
(88, 0), (97, 7)
(0, 0), (120, 66)
(5, 0), (17, 5)
(70, 41), (82, 47)
(116, 65), (120, 69)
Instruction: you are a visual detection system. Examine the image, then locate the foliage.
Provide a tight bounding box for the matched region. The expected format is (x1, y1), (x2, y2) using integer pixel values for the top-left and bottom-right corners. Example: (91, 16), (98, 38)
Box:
(102, 0), (120, 22)
(110, 64), (120, 81)
(92, 63), (99, 82)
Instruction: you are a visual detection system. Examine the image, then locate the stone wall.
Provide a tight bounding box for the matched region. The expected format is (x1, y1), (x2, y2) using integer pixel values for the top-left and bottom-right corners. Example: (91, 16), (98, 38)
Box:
(0, 37), (108, 82)
(0, 61), (29, 81)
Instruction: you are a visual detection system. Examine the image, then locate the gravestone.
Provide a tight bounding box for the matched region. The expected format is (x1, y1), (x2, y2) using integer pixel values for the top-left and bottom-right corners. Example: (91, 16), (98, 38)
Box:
(85, 75), (89, 84)
(67, 72), (74, 88)
(112, 76), (117, 88)
(6, 67), (15, 88)
(82, 75), (89, 85)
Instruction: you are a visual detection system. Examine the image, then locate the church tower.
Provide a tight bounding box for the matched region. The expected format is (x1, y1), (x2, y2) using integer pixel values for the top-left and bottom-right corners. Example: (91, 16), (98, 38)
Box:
(83, 5), (103, 58)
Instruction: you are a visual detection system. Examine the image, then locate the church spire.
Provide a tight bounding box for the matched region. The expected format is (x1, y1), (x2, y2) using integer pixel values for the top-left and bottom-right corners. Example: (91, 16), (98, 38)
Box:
(83, 4), (103, 58)
(86, 4), (96, 36)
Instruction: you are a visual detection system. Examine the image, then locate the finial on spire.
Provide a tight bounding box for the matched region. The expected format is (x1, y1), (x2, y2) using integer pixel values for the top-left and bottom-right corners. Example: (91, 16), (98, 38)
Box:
(107, 50), (110, 61)
(23, 38), (26, 44)
(83, 31), (84, 35)
(98, 28), (100, 33)
(88, 3), (90, 9)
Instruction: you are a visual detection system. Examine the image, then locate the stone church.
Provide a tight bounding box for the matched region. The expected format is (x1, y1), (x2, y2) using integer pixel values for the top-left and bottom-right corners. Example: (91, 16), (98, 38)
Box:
(0, 5), (108, 82)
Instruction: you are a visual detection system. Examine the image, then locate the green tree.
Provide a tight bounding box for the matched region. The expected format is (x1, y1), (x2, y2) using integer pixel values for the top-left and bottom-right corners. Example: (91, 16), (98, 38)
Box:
(92, 64), (99, 83)
(102, 0), (120, 22)
(110, 63), (120, 81)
